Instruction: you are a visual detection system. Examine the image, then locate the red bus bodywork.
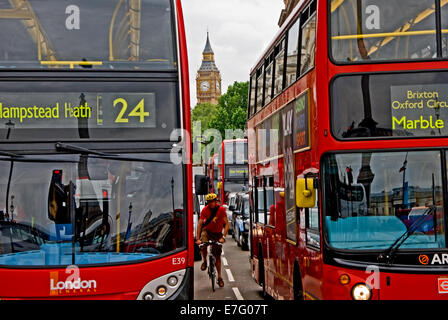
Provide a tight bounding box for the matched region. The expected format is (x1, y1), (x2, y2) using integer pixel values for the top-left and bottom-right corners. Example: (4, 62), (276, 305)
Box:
(205, 153), (219, 195)
(247, 0), (448, 300)
(0, 0), (193, 300)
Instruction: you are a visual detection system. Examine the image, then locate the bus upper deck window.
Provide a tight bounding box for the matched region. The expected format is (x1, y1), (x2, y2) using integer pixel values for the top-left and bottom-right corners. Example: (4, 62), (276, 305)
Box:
(331, 0), (437, 63)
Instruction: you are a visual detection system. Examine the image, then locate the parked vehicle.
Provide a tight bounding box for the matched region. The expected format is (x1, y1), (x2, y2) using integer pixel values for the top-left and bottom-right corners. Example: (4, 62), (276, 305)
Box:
(232, 192), (249, 251)
(226, 192), (238, 235)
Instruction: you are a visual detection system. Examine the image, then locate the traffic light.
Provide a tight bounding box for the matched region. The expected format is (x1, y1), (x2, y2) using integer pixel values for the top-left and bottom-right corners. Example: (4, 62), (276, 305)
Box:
(347, 166), (353, 185)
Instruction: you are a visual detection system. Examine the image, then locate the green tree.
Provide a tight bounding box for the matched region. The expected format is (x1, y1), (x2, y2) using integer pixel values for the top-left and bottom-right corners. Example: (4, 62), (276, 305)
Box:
(209, 81), (249, 138)
(191, 102), (218, 133)
(191, 102), (218, 165)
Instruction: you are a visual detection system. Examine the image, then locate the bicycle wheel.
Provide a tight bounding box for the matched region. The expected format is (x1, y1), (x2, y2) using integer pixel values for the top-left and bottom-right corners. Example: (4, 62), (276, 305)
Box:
(209, 256), (215, 292)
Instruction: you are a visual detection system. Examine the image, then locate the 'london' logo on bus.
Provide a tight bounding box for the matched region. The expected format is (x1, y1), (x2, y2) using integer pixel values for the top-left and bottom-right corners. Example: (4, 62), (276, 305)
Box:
(50, 278), (97, 291)
(50, 266), (97, 295)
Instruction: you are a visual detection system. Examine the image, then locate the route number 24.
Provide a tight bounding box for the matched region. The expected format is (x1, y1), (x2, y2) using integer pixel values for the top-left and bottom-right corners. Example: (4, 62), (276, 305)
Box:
(114, 98), (149, 123)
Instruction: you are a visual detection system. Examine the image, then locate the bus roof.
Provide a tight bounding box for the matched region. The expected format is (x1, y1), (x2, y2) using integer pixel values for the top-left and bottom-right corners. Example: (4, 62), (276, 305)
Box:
(223, 138), (247, 143)
(250, 0), (309, 75)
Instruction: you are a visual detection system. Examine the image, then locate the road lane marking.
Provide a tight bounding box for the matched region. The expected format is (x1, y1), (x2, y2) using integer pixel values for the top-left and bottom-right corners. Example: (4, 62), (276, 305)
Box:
(222, 257), (228, 266)
(225, 268), (235, 282)
(232, 287), (244, 300)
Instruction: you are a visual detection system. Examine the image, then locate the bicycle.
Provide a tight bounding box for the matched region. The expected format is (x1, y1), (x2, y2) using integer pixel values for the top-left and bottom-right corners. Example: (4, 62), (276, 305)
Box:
(199, 240), (223, 292)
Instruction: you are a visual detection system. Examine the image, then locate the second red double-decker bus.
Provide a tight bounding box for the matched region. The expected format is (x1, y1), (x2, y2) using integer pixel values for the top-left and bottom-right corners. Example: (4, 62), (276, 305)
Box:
(0, 0), (193, 300)
(215, 139), (248, 205)
(205, 153), (219, 194)
(247, 0), (448, 300)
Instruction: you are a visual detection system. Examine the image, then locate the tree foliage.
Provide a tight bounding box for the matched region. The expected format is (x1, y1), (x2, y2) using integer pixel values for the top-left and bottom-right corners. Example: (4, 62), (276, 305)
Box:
(191, 81), (249, 164)
(209, 81), (249, 137)
(191, 102), (218, 132)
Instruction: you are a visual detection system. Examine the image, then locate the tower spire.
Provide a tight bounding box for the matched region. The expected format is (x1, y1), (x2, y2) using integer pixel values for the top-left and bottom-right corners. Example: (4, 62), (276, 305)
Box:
(196, 31), (221, 105)
(203, 30), (214, 55)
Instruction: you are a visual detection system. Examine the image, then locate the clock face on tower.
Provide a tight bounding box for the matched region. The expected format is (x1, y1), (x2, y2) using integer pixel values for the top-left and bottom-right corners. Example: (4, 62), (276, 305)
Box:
(200, 81), (210, 92)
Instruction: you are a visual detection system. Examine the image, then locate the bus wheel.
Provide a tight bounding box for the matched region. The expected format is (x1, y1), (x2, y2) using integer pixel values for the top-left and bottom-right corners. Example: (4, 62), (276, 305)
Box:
(242, 239), (249, 251)
(293, 263), (304, 300)
(258, 245), (266, 297)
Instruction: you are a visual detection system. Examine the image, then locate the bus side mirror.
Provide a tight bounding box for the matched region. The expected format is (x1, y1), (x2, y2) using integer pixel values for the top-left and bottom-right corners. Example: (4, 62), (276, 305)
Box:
(296, 177), (316, 208)
(195, 175), (208, 195)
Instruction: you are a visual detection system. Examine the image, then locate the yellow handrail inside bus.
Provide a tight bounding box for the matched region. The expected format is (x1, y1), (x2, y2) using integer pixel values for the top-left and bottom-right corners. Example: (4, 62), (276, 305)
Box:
(330, 0), (345, 13)
(1, 0), (57, 62)
(109, 0), (124, 61)
(331, 0), (448, 58)
(332, 29), (438, 40)
(40, 61), (103, 69)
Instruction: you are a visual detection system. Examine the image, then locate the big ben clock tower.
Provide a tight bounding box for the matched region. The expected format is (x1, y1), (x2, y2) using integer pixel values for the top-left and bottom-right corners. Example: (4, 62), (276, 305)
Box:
(196, 32), (222, 105)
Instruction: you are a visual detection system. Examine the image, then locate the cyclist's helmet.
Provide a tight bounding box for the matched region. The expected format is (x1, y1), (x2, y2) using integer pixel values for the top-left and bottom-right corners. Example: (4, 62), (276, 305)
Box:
(205, 193), (218, 202)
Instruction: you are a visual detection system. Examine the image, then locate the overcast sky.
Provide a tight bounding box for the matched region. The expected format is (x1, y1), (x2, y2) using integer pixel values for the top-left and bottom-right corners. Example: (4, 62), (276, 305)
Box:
(182, 0), (284, 108)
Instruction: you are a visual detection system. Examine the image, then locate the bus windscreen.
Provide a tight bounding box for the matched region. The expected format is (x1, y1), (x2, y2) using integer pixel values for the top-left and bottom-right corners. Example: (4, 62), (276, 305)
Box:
(0, 153), (185, 267)
(0, 0), (176, 70)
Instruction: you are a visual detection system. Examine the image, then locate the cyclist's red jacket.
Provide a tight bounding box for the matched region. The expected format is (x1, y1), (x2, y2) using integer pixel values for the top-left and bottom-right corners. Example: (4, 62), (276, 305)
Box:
(200, 205), (227, 233)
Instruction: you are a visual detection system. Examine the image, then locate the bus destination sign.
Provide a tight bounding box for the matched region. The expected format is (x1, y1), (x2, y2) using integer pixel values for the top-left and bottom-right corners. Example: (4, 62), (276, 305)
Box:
(226, 165), (248, 180)
(391, 85), (448, 136)
(0, 92), (156, 129)
(293, 90), (310, 151)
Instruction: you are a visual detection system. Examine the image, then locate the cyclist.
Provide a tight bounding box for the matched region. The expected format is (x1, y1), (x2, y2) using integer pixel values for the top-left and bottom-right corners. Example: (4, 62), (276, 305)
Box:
(196, 193), (229, 288)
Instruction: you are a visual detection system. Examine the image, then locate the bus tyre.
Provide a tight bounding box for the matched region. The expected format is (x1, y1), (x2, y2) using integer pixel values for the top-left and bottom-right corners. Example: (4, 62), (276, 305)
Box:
(242, 238), (249, 251)
(194, 241), (202, 261)
(293, 263), (304, 300)
(258, 246), (266, 297)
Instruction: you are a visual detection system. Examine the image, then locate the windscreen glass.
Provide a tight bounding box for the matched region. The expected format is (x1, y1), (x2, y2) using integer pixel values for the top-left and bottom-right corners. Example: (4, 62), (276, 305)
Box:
(243, 198), (249, 217)
(322, 151), (445, 251)
(0, 0), (176, 70)
(0, 153), (185, 267)
(330, 0), (438, 62)
(224, 141), (248, 165)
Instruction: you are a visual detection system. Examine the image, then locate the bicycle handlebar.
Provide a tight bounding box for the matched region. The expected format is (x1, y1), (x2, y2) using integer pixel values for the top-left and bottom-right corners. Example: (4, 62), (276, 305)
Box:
(199, 240), (223, 248)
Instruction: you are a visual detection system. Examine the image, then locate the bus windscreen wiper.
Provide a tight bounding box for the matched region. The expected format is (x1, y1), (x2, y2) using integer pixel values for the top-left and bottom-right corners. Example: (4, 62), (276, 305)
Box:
(0, 149), (77, 163)
(0, 150), (23, 158)
(378, 205), (436, 265)
(55, 142), (173, 164)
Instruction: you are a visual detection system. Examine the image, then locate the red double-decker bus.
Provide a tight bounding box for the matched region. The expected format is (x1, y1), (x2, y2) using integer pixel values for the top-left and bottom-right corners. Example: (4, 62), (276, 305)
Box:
(247, 0), (448, 300)
(0, 0), (193, 300)
(205, 153), (219, 194)
(215, 139), (248, 205)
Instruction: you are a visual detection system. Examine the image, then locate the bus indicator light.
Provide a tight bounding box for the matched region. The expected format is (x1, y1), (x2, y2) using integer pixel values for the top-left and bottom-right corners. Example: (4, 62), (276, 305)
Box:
(339, 274), (350, 285)
(157, 286), (167, 296)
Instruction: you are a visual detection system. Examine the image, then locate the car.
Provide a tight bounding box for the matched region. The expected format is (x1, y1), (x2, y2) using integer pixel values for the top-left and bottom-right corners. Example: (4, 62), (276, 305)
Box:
(225, 192), (238, 236)
(232, 192), (249, 251)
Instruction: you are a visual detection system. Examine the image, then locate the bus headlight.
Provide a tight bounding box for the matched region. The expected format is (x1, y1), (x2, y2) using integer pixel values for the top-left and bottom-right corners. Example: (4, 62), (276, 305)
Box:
(137, 269), (186, 300)
(167, 276), (178, 287)
(143, 292), (154, 300)
(351, 283), (371, 300)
